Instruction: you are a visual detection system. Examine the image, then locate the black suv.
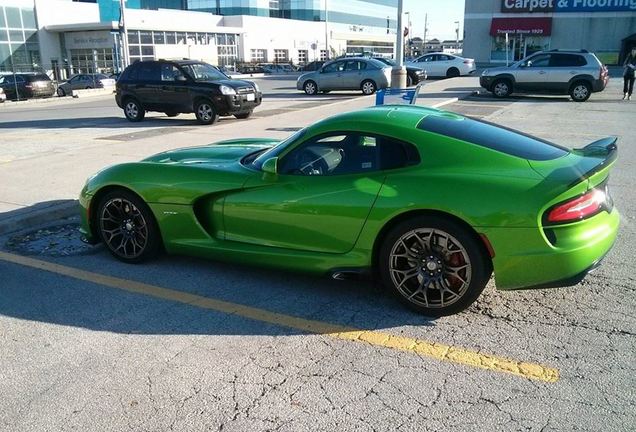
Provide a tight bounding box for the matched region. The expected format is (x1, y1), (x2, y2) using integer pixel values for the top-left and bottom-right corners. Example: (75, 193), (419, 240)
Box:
(116, 60), (262, 125)
(0, 73), (56, 100)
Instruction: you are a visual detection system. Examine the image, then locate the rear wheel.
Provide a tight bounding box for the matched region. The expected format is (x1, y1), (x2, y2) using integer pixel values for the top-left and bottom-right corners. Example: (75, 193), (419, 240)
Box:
(97, 189), (161, 264)
(379, 216), (490, 316)
(570, 81), (591, 102)
(492, 79), (512, 98)
(361, 79), (377, 95)
(446, 67), (460, 78)
(57, 88), (65, 97)
(194, 99), (218, 125)
(123, 98), (145, 122)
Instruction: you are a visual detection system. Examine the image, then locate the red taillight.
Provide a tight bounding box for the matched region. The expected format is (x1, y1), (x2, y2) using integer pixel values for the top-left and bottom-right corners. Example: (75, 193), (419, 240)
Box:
(547, 189), (605, 223)
(464, 60), (473, 64)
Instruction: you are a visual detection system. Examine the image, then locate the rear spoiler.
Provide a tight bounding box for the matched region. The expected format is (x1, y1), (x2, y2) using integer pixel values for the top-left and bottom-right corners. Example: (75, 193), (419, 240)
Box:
(568, 136), (618, 187)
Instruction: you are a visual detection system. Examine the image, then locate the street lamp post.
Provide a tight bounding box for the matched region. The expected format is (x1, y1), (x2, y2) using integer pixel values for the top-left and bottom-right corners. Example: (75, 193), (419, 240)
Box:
(119, 0), (130, 69)
(404, 11), (410, 59)
(391, 0), (407, 88)
(324, 0), (329, 60)
(454, 21), (460, 55)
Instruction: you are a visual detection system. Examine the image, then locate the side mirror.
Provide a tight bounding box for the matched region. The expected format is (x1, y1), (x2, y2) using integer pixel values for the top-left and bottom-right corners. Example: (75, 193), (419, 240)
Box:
(522, 61), (530, 68)
(261, 157), (278, 175)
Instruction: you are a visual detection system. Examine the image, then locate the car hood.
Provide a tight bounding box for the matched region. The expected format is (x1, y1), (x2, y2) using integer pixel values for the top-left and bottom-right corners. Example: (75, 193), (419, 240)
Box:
(483, 66), (516, 75)
(197, 78), (257, 89)
(297, 71), (317, 82)
(143, 138), (278, 167)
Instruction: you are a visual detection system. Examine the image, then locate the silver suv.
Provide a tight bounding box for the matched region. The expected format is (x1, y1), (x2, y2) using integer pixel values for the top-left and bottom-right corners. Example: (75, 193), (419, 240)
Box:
(480, 50), (609, 102)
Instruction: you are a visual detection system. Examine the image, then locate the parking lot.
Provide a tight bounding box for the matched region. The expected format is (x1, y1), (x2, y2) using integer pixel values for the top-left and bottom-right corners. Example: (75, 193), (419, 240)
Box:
(1, 76), (635, 431)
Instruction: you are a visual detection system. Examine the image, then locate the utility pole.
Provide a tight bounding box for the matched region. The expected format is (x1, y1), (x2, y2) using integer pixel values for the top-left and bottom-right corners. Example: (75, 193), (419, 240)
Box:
(423, 13), (428, 52)
(404, 11), (410, 59)
(454, 20), (460, 54)
(391, 0), (407, 88)
(119, 0), (130, 69)
(324, 0), (329, 60)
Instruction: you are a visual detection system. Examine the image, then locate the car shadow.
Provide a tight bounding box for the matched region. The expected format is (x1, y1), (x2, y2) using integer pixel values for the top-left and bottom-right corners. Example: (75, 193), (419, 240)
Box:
(0, 116), (200, 130)
(0, 204), (438, 337)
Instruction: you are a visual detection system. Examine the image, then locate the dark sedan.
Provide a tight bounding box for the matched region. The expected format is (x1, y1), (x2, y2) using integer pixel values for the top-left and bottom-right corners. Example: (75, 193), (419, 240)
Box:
(0, 73), (56, 100)
(372, 57), (427, 87)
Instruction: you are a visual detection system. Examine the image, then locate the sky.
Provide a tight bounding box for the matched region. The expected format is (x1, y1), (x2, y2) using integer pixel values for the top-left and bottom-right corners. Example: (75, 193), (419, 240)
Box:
(402, 0), (466, 42)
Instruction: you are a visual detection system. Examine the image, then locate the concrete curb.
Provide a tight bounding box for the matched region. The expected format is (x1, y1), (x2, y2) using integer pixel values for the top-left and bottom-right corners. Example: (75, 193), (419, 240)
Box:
(0, 201), (79, 236)
(72, 88), (116, 98)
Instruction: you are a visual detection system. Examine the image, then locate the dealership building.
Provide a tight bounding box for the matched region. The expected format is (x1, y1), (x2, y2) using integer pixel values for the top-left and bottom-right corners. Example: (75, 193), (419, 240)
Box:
(1, 0), (398, 79)
(463, 0), (636, 65)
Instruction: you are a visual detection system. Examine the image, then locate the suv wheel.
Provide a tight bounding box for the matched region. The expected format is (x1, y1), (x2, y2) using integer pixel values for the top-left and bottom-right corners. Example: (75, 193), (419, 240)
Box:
(194, 99), (219, 125)
(123, 99), (145, 122)
(570, 81), (591, 102)
(234, 111), (252, 119)
(492, 79), (512, 98)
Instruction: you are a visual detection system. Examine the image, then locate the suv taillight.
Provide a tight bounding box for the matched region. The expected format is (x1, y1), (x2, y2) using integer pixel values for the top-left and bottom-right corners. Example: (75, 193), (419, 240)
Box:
(546, 189), (606, 224)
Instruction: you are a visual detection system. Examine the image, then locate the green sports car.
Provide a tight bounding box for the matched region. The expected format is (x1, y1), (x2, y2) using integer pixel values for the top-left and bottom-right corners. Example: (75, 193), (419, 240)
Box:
(79, 105), (619, 316)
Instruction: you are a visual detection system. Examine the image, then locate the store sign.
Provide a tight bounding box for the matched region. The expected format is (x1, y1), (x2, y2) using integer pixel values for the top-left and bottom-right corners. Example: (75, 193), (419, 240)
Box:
(490, 18), (553, 35)
(65, 32), (114, 49)
(502, 0), (636, 13)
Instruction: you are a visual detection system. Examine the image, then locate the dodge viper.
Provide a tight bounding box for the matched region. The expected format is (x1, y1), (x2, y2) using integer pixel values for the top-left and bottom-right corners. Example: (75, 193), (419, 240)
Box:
(79, 105), (619, 316)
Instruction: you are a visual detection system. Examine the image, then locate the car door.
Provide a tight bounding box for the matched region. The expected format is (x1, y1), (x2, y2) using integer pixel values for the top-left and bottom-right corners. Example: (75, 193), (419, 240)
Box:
(548, 53), (586, 93)
(342, 60), (365, 89)
(131, 62), (162, 108)
(222, 132), (386, 253)
(0, 75), (17, 99)
(158, 63), (191, 111)
(437, 54), (453, 75)
(418, 54), (441, 76)
(514, 54), (551, 92)
(318, 61), (346, 90)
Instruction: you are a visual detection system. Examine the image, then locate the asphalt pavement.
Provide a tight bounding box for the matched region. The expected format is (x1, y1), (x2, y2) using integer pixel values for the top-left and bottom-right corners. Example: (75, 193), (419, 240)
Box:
(0, 76), (634, 431)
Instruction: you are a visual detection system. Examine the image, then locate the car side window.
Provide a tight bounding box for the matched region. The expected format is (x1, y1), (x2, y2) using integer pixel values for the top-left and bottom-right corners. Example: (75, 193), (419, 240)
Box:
(279, 133), (380, 176)
(322, 61), (344, 73)
(379, 136), (421, 170)
(422, 55), (435, 62)
(550, 54), (587, 67)
(527, 55), (551, 68)
(160, 64), (184, 81)
(137, 62), (161, 81)
(438, 55), (450, 61)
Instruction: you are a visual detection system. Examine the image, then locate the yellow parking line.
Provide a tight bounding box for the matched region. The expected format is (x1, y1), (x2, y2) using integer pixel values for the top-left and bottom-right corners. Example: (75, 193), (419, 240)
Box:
(0, 251), (559, 383)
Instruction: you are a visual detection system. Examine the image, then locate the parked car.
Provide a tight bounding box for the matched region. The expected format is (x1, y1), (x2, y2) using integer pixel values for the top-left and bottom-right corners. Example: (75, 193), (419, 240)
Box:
(0, 73), (56, 100)
(297, 57), (392, 95)
(80, 104), (619, 316)
(57, 73), (116, 96)
(116, 59), (262, 125)
(109, 72), (122, 81)
(480, 49), (609, 102)
(407, 53), (476, 78)
(0, 87), (5, 103)
(301, 61), (325, 72)
(237, 64), (265, 74)
(372, 57), (427, 86)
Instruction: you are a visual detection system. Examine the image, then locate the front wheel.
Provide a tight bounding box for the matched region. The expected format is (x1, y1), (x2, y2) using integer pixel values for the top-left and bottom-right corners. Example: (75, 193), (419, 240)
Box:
(379, 216), (491, 316)
(57, 88), (66, 97)
(491, 79), (512, 98)
(234, 110), (253, 119)
(570, 81), (591, 102)
(123, 99), (145, 122)
(361, 80), (377, 95)
(97, 189), (162, 264)
(303, 80), (318, 95)
(194, 99), (219, 125)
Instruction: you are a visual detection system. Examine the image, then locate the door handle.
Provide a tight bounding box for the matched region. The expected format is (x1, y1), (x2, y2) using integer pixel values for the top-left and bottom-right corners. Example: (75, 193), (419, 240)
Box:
(538, 71), (547, 75)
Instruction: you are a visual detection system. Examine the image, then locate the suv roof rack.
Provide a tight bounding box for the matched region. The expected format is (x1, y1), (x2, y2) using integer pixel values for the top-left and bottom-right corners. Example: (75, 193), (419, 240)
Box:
(547, 49), (589, 53)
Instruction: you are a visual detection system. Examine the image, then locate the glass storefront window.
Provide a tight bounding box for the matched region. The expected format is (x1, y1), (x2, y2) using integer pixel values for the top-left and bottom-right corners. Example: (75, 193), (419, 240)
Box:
(128, 31), (140, 44)
(9, 30), (24, 42)
(491, 35), (550, 62)
(153, 31), (165, 44)
(139, 31), (152, 44)
(165, 32), (176, 44)
(5, 8), (21, 28)
(21, 8), (36, 29)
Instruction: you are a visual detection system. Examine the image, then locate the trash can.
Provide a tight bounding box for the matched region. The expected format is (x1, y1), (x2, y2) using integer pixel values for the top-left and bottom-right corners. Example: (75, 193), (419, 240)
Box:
(375, 84), (422, 106)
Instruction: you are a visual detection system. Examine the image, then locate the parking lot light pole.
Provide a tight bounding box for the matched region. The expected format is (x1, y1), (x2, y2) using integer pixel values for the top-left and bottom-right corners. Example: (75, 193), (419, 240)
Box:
(391, 0), (407, 89)
(324, 0), (329, 60)
(119, 0), (130, 69)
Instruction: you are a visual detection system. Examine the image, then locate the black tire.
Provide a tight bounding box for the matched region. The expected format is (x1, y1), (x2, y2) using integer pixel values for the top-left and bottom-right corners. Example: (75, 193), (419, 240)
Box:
(57, 88), (66, 97)
(321, 90), (331, 94)
(194, 99), (219, 125)
(491, 79), (512, 98)
(165, 111), (179, 117)
(303, 80), (318, 95)
(569, 81), (592, 102)
(361, 79), (377, 95)
(96, 189), (162, 264)
(378, 215), (491, 317)
(85, 86), (92, 89)
(123, 98), (145, 122)
(446, 67), (460, 78)
(234, 110), (253, 119)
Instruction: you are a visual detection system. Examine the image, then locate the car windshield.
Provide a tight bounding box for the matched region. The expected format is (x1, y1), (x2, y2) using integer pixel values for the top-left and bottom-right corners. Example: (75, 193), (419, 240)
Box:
(376, 58), (396, 66)
(182, 63), (228, 81)
(249, 128), (308, 170)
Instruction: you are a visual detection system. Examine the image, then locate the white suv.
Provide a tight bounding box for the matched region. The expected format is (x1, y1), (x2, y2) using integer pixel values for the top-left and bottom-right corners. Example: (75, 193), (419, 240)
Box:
(480, 49), (609, 102)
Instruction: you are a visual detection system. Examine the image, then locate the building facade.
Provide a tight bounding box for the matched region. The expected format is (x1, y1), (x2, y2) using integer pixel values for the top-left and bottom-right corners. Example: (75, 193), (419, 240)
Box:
(0, 0), (397, 78)
(463, 0), (636, 65)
